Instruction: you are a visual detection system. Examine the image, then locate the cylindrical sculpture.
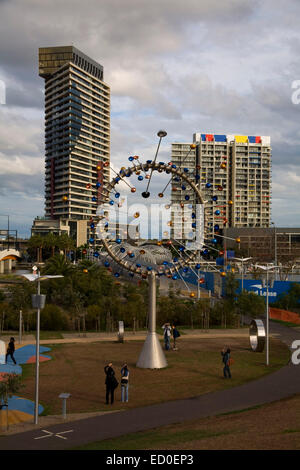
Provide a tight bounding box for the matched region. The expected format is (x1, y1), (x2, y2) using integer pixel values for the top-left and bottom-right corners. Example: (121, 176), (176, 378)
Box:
(249, 319), (266, 352)
(118, 321), (124, 343)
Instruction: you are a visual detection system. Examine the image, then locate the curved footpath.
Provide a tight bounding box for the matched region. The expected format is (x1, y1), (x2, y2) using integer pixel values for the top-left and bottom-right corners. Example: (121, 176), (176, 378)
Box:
(0, 322), (299, 450)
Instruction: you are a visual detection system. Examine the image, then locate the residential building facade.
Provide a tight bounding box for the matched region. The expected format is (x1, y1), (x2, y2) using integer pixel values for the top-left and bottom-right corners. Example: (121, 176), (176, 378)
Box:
(171, 134), (271, 239)
(36, 45), (110, 246)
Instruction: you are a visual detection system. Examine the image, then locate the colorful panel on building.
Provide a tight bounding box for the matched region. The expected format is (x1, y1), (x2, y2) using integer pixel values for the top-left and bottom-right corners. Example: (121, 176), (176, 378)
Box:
(199, 134), (267, 144)
(235, 135), (248, 143)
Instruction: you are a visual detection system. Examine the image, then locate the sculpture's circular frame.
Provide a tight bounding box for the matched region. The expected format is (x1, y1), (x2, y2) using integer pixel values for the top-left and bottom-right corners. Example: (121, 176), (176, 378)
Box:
(97, 160), (205, 277)
(249, 319), (266, 352)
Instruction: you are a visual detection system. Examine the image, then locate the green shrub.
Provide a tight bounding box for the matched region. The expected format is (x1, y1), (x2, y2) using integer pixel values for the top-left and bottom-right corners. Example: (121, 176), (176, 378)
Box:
(40, 304), (69, 331)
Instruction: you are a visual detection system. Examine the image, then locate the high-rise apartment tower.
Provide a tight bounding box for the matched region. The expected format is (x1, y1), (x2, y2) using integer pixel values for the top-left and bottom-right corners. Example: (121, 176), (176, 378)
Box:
(171, 134), (271, 238)
(38, 46), (110, 221)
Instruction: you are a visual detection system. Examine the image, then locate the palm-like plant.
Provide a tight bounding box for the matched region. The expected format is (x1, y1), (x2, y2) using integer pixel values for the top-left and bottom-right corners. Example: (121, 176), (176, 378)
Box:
(28, 235), (46, 263)
(45, 233), (59, 258)
(57, 234), (76, 259)
(42, 254), (73, 276)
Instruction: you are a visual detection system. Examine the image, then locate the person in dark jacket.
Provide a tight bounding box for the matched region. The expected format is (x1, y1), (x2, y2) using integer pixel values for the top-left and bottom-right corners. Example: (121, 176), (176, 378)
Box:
(6, 337), (16, 365)
(172, 325), (180, 350)
(104, 362), (117, 404)
(221, 347), (231, 378)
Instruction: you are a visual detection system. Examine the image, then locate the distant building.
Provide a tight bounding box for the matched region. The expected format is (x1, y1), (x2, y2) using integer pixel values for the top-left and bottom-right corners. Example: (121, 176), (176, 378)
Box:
(170, 143), (197, 240)
(31, 217), (87, 247)
(171, 134), (271, 239)
(224, 227), (300, 264)
(36, 45), (111, 246)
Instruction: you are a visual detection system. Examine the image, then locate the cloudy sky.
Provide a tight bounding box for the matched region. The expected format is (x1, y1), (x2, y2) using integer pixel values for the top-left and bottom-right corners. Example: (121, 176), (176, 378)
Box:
(0, 0), (300, 238)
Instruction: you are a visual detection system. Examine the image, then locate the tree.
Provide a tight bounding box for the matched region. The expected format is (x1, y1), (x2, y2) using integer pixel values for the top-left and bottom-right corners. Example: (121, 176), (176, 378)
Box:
(57, 233), (75, 259)
(0, 373), (24, 430)
(40, 304), (69, 330)
(86, 304), (103, 331)
(44, 233), (59, 258)
(224, 272), (239, 303)
(6, 281), (35, 330)
(273, 283), (300, 312)
(42, 254), (73, 276)
(236, 291), (266, 320)
(27, 235), (46, 263)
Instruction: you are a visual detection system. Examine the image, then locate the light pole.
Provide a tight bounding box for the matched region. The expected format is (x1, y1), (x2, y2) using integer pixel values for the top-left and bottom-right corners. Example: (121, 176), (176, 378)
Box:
(19, 310), (22, 345)
(255, 264), (277, 366)
(22, 268), (63, 424)
(233, 257), (252, 291)
(271, 222), (277, 279)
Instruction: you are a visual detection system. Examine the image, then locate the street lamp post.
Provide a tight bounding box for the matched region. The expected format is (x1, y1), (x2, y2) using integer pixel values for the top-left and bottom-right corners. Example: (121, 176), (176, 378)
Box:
(21, 268), (63, 424)
(233, 257), (252, 292)
(255, 264), (277, 366)
(19, 310), (22, 345)
(271, 222), (277, 280)
(34, 271), (42, 424)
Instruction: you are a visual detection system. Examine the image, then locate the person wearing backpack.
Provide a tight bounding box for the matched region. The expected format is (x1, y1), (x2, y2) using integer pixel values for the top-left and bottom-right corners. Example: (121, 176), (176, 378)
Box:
(172, 325), (180, 350)
(104, 362), (118, 404)
(120, 363), (129, 403)
(221, 347), (232, 379)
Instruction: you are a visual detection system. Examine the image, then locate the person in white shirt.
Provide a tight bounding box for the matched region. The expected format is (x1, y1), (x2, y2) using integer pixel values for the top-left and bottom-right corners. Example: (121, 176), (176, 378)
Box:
(162, 323), (171, 350)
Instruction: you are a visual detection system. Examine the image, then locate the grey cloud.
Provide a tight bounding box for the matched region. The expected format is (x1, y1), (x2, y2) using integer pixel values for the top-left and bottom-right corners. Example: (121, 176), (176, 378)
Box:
(0, 0), (300, 229)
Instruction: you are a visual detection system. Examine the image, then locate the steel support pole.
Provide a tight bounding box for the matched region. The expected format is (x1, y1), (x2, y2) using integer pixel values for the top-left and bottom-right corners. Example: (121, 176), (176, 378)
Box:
(19, 310), (22, 345)
(148, 271), (156, 333)
(34, 277), (40, 424)
(136, 271), (167, 369)
(241, 261), (244, 291)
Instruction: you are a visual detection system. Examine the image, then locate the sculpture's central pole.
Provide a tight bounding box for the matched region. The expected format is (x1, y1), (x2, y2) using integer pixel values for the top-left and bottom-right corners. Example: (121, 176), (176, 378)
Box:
(148, 270), (156, 333)
(136, 271), (167, 369)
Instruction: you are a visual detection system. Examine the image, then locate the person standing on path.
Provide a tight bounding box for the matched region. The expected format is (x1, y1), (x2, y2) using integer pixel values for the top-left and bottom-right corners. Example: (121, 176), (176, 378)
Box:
(162, 323), (171, 350)
(172, 325), (180, 350)
(120, 363), (129, 403)
(104, 362), (117, 404)
(221, 347), (232, 379)
(5, 337), (16, 365)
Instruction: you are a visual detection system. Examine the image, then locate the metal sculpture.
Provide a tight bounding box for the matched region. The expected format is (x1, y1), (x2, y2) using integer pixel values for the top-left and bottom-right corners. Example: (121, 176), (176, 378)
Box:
(249, 319), (266, 352)
(90, 130), (240, 368)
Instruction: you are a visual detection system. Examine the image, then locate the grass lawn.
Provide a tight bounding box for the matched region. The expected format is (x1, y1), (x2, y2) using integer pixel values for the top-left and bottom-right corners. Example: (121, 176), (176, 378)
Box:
(19, 335), (289, 417)
(75, 394), (300, 450)
(270, 319), (300, 328)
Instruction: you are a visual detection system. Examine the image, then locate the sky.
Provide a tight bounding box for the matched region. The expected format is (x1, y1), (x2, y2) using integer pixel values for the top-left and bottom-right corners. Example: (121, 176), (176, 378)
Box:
(0, 0), (300, 238)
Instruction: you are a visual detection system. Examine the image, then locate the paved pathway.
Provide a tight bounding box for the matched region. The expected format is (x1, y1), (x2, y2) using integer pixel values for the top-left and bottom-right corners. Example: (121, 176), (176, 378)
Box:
(0, 322), (299, 450)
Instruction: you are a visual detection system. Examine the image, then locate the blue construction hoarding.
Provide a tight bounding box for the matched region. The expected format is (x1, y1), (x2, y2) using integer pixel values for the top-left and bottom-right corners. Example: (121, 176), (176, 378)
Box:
(178, 268), (299, 303)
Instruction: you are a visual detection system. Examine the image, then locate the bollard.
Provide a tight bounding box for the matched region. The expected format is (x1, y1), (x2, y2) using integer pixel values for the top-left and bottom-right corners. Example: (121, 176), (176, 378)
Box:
(59, 393), (71, 419)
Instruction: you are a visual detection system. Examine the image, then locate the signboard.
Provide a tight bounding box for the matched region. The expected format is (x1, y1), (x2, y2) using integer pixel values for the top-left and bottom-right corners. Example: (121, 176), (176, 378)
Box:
(235, 279), (300, 304)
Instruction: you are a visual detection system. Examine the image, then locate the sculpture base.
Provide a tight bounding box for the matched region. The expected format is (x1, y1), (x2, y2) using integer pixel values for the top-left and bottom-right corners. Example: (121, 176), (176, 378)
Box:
(136, 332), (168, 369)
